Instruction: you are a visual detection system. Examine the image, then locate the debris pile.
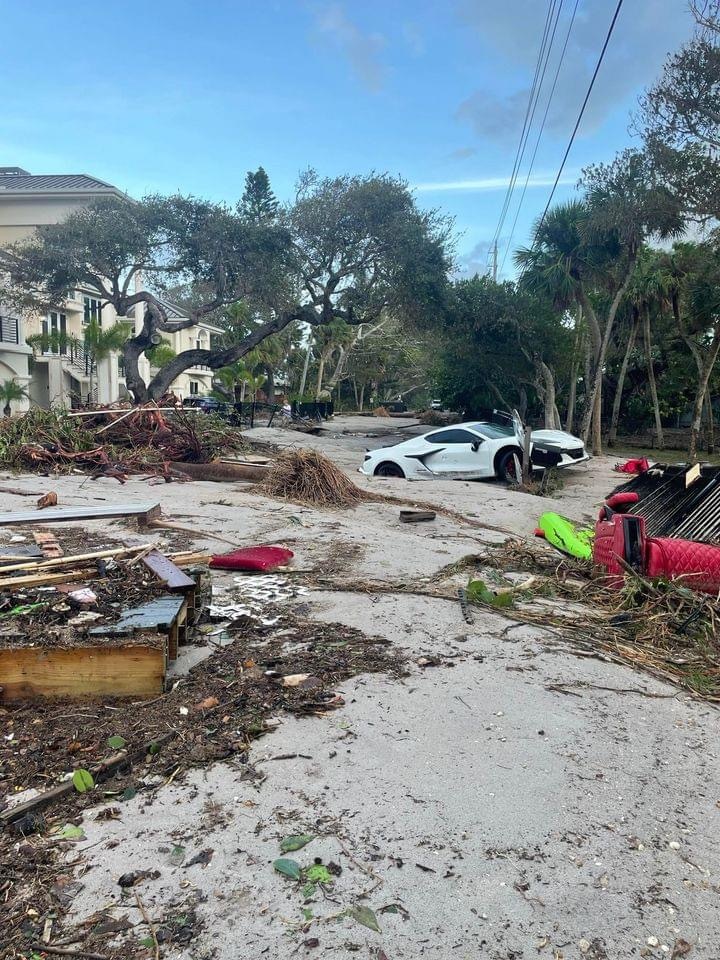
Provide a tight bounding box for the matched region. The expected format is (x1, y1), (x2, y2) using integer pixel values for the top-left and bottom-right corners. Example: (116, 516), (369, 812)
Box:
(469, 538), (720, 700)
(0, 406), (246, 481)
(259, 449), (371, 508)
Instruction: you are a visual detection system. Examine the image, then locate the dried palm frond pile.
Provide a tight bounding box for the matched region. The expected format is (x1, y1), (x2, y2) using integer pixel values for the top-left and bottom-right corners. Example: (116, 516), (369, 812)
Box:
(259, 448), (372, 508)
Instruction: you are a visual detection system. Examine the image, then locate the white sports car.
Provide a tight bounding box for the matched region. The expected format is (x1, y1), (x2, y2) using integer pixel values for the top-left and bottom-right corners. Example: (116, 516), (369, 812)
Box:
(359, 420), (590, 481)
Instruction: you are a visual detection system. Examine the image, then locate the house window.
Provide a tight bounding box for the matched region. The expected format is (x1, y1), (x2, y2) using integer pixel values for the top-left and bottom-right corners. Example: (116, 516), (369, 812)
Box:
(42, 312), (67, 355)
(189, 380), (200, 395)
(83, 296), (103, 326)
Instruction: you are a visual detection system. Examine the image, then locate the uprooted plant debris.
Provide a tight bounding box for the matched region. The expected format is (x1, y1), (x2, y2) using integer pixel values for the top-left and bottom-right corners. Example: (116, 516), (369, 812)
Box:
(258, 449), (373, 508)
(444, 538), (720, 700)
(0, 407), (246, 482)
(0, 613), (405, 959)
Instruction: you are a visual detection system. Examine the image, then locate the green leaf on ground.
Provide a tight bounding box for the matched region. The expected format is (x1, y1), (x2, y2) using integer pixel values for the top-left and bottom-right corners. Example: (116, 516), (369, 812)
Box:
(273, 858), (302, 880)
(55, 824), (85, 840)
(348, 904), (381, 932)
(169, 845), (186, 866)
(147, 741), (162, 756)
(301, 907), (314, 921)
(281, 834), (314, 853)
(301, 881), (317, 898)
(466, 578), (514, 608)
(72, 768), (94, 793)
(304, 864), (332, 884)
(107, 735), (127, 750)
(121, 786), (137, 802)
(139, 936), (155, 948)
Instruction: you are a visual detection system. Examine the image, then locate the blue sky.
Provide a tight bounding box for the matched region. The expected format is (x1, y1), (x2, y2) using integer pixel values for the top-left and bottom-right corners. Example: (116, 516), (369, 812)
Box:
(1, 0), (695, 278)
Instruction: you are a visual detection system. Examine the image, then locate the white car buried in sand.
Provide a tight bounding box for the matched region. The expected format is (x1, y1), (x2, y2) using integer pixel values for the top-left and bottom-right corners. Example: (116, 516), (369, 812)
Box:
(359, 420), (590, 482)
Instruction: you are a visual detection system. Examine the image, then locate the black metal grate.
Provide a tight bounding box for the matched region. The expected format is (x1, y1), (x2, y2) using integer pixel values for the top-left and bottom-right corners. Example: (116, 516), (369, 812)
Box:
(611, 465), (720, 543)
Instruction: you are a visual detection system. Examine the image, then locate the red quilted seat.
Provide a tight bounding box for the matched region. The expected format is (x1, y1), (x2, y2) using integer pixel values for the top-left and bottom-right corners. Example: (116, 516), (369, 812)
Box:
(645, 538), (720, 595)
(593, 514), (636, 585)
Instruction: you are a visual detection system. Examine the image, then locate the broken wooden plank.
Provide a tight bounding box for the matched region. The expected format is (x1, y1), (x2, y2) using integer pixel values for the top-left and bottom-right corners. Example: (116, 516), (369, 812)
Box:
(142, 551), (196, 591)
(0, 544), (148, 576)
(0, 642), (165, 701)
(0, 569), (89, 589)
(0, 502), (161, 526)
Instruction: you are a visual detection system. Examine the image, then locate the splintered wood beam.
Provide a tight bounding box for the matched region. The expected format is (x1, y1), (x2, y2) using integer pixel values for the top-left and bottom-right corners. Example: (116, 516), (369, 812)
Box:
(0, 503), (161, 526)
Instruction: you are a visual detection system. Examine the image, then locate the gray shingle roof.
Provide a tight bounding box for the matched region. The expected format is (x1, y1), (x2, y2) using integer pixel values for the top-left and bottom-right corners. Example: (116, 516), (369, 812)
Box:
(0, 172), (119, 193)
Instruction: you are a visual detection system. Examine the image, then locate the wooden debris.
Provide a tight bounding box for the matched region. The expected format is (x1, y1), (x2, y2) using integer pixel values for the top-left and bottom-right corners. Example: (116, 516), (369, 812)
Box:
(0, 641), (166, 701)
(399, 509), (436, 523)
(0, 502), (161, 526)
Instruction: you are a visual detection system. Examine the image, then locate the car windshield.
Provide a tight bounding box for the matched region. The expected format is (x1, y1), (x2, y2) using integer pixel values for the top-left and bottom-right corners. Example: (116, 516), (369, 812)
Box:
(469, 422), (513, 439)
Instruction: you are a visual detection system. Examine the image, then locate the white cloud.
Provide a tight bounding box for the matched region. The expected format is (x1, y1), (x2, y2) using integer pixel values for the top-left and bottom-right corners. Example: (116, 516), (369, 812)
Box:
(314, 4), (387, 92)
(413, 174), (577, 193)
(455, 0), (695, 142)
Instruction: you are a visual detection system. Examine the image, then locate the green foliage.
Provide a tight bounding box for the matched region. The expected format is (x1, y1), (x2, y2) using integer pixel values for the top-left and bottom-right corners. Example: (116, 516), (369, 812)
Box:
(431, 275), (571, 418)
(0, 379), (28, 415)
(273, 858), (302, 880)
(240, 167), (279, 223)
(72, 768), (94, 793)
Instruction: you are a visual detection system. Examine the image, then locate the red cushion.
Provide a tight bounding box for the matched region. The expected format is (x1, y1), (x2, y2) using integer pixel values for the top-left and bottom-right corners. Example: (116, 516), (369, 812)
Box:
(605, 491), (640, 511)
(645, 538), (720, 594)
(210, 546), (294, 571)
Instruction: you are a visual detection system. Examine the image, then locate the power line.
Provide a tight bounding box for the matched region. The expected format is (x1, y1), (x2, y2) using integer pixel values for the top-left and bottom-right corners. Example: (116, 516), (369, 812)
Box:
(489, 0), (559, 255)
(532, 0), (626, 243)
(498, 0), (580, 276)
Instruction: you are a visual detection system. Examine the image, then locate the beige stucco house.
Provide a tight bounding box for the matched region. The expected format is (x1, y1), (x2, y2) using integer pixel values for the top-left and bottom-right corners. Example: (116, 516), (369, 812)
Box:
(0, 166), (220, 409)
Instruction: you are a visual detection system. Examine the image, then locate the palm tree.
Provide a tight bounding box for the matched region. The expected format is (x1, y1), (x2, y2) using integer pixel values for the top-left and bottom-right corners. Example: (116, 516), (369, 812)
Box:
(82, 319), (132, 403)
(0, 379), (29, 417)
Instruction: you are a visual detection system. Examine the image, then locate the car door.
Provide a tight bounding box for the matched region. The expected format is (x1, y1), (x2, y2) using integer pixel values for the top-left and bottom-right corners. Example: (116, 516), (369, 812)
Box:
(420, 428), (489, 478)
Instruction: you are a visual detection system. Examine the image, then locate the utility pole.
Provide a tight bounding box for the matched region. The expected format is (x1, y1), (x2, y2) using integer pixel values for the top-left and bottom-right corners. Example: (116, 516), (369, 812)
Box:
(492, 240), (498, 282)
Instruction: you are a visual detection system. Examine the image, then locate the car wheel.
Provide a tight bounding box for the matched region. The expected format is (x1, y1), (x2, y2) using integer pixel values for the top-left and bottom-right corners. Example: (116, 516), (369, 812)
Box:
(374, 461), (405, 479)
(496, 449), (521, 483)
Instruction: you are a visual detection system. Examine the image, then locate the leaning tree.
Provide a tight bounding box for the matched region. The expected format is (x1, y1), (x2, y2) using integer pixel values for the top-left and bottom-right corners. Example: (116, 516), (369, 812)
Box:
(0, 171), (451, 403)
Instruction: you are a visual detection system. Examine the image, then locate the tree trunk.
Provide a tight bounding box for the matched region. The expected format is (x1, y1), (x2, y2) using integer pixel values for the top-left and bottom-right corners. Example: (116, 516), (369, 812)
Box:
(608, 311), (639, 447)
(581, 252), (638, 454)
(265, 366), (275, 403)
(325, 346), (348, 394)
(359, 383), (365, 411)
(591, 381), (602, 455)
(706, 384), (715, 454)
(671, 292), (720, 460)
(538, 359), (559, 429)
(315, 351), (327, 399)
(689, 342), (720, 459)
(565, 307), (582, 434)
(518, 387), (528, 422)
(643, 302), (664, 449)
(3, 403), (10, 418)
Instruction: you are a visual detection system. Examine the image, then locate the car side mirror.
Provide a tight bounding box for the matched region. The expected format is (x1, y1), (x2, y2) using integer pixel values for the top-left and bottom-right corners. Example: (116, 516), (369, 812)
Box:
(471, 440), (482, 452)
